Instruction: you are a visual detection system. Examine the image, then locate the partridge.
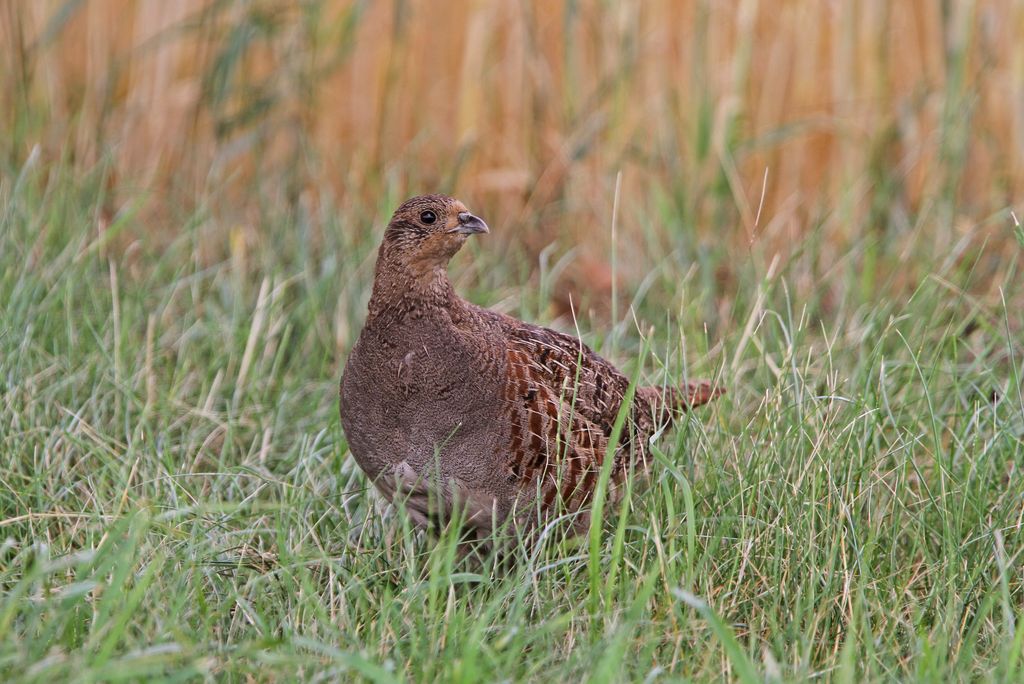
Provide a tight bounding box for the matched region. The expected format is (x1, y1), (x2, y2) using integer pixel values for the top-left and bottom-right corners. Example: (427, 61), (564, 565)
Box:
(339, 195), (722, 542)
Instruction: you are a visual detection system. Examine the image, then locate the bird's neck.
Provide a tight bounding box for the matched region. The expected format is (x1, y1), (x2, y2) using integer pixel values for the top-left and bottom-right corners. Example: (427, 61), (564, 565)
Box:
(366, 246), (460, 324)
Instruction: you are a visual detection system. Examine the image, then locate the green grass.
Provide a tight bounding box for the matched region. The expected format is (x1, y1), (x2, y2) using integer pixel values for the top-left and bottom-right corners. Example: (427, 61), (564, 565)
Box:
(1, 157), (1022, 682)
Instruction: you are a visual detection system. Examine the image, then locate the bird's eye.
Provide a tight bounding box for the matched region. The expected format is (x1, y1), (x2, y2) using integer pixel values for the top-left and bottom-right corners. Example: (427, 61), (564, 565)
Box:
(420, 210), (437, 225)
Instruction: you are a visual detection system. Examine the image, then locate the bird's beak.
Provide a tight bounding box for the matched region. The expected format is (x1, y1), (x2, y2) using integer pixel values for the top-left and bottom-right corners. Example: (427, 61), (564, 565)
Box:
(449, 211), (489, 235)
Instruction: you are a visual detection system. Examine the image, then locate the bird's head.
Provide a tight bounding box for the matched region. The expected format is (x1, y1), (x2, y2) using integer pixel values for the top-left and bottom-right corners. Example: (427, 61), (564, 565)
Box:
(381, 194), (488, 277)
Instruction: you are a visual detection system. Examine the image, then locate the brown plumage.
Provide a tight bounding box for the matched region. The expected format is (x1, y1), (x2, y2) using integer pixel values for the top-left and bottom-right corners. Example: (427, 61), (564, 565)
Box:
(339, 194), (722, 542)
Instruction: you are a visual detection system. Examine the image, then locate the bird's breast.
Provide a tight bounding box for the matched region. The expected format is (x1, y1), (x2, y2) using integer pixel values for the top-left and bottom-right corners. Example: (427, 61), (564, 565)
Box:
(340, 320), (503, 441)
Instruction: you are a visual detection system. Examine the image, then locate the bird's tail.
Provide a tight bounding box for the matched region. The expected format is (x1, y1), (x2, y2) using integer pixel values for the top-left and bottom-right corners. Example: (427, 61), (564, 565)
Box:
(636, 380), (725, 427)
(671, 380), (725, 410)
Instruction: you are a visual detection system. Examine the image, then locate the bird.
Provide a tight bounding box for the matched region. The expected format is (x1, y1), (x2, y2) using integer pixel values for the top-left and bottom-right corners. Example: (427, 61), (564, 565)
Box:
(339, 194), (722, 544)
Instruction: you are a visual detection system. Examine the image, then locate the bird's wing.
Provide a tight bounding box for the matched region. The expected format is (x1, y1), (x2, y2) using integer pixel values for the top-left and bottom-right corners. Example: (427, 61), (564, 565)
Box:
(493, 317), (652, 524)
(477, 309), (724, 522)
(505, 318), (724, 423)
(502, 319), (632, 432)
(500, 342), (616, 522)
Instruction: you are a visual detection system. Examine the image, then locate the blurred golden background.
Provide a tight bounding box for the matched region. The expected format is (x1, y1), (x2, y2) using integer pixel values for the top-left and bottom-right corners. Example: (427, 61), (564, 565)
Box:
(3, 0), (1022, 307)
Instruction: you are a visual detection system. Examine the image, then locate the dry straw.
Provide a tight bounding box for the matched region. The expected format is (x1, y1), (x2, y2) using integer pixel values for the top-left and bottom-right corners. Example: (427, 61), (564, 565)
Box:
(3, 1), (1022, 274)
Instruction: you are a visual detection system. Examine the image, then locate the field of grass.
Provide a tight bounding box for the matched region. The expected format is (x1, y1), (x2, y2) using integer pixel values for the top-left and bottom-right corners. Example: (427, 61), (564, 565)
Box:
(3, 1), (1024, 682)
(1, 155), (1022, 681)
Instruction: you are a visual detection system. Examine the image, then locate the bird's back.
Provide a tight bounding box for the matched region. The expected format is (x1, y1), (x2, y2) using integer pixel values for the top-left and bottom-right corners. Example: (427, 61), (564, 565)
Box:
(474, 306), (721, 530)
